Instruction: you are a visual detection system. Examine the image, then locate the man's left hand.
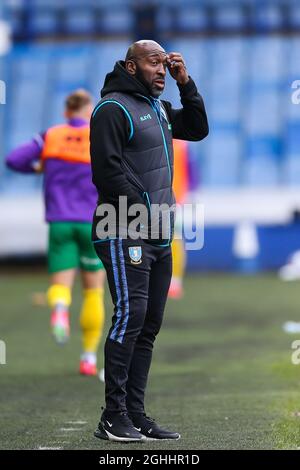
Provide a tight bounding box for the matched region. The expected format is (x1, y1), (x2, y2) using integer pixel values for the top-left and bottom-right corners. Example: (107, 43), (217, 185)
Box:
(166, 52), (189, 86)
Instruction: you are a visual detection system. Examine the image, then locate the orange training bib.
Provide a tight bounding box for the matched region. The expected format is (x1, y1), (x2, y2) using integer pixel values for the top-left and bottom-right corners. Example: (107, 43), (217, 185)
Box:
(41, 124), (90, 164)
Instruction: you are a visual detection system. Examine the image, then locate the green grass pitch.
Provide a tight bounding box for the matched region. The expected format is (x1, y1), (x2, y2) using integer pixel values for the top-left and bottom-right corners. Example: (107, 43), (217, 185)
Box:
(1, 270), (300, 450)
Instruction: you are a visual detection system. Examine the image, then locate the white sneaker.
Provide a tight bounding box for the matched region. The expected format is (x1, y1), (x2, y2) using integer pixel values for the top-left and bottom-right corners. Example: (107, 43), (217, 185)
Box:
(283, 321), (300, 333)
(98, 368), (105, 383)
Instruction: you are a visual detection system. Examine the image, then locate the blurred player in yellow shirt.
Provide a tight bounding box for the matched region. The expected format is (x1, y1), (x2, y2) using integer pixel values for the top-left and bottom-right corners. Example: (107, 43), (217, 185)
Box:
(168, 139), (189, 299)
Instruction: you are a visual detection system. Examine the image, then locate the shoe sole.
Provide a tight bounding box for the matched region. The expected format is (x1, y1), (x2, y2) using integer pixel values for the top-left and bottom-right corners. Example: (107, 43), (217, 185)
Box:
(141, 434), (181, 441)
(94, 423), (145, 443)
(79, 366), (97, 376)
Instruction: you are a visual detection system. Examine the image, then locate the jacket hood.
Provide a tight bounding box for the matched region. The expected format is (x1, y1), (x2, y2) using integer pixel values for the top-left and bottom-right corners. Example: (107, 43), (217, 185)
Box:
(101, 60), (151, 98)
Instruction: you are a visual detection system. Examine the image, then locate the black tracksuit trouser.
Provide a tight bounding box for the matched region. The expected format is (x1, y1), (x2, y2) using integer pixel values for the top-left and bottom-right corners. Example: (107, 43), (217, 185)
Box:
(94, 237), (172, 413)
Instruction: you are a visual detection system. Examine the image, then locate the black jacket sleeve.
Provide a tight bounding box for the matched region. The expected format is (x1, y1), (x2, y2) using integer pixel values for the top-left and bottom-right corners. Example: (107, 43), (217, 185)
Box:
(90, 103), (145, 206)
(162, 77), (209, 141)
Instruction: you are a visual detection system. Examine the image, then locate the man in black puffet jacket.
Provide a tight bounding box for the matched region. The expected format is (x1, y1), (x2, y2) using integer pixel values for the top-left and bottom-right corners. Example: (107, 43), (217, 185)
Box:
(90, 39), (208, 443)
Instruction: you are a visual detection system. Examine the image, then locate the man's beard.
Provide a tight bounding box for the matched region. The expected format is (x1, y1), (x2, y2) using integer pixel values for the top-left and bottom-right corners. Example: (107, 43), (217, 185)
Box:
(134, 66), (161, 98)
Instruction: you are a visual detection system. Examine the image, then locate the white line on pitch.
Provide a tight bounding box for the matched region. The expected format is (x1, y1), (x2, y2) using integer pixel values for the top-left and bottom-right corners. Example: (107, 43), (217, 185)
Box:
(60, 427), (82, 432)
(38, 446), (63, 450)
(66, 421), (87, 425)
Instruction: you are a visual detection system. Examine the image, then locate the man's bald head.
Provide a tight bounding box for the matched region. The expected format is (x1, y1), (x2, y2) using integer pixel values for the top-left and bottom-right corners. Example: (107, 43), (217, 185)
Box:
(124, 40), (167, 97)
(125, 40), (166, 61)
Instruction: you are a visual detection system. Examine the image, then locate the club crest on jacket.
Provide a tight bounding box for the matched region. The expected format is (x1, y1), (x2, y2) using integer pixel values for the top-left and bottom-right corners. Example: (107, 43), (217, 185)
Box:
(129, 246), (142, 264)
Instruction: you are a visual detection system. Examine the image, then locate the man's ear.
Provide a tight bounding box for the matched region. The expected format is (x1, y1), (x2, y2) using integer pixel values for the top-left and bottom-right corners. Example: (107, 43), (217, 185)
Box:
(126, 60), (136, 76)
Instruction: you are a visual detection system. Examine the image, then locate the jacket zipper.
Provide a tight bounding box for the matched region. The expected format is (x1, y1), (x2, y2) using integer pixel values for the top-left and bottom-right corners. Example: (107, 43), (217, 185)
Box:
(138, 95), (172, 246)
(139, 95), (172, 186)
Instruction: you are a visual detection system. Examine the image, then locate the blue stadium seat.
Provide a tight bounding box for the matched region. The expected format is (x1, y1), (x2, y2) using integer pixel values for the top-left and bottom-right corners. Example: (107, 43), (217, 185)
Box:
(203, 127), (241, 187)
(249, 37), (285, 82)
(97, 8), (133, 34)
(155, 7), (174, 33)
(244, 38), (284, 136)
(53, 46), (90, 83)
(63, 0), (96, 6)
(30, 0), (62, 8)
(175, 7), (208, 33)
(213, 5), (246, 31)
(95, 0), (131, 6)
(210, 38), (244, 122)
(46, 46), (90, 126)
(5, 9), (24, 37)
(87, 41), (130, 100)
(243, 135), (281, 186)
(206, 37), (244, 187)
(252, 4), (284, 32)
(283, 122), (300, 185)
(28, 9), (58, 36)
(285, 121), (300, 155)
(3, 46), (46, 193)
(7, 47), (49, 148)
(64, 9), (95, 35)
(243, 156), (280, 186)
(284, 36), (300, 179)
(241, 36), (285, 186)
(246, 86), (282, 134)
(288, 38), (300, 77)
(289, 4), (300, 29)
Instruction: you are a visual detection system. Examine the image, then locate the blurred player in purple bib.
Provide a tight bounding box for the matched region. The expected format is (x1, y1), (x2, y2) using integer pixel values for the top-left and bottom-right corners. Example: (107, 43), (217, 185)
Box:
(6, 89), (105, 377)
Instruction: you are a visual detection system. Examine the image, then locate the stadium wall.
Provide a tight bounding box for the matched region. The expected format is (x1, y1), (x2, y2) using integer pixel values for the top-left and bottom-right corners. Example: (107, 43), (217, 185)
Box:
(2, 190), (300, 272)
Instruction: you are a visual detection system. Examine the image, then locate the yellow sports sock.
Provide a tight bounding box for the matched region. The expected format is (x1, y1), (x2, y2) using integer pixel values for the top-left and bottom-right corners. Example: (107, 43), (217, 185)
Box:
(47, 284), (71, 308)
(80, 288), (105, 354)
(171, 239), (186, 281)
